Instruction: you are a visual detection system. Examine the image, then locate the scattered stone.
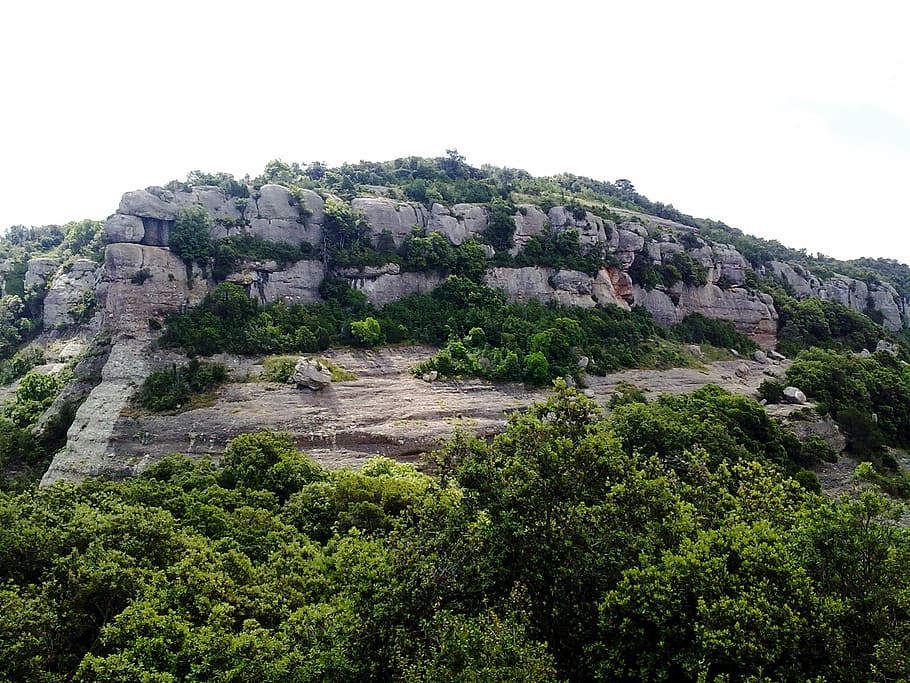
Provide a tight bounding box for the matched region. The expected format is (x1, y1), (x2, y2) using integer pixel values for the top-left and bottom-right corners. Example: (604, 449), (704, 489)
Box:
(730, 348), (739, 356)
(875, 340), (897, 355)
(734, 363), (750, 378)
(563, 375), (576, 388)
(753, 350), (768, 364)
(583, 388), (596, 398)
(686, 344), (706, 359)
(421, 370), (438, 382)
(577, 355), (590, 370)
(782, 386), (807, 404)
(768, 350), (786, 361)
(292, 358), (332, 390)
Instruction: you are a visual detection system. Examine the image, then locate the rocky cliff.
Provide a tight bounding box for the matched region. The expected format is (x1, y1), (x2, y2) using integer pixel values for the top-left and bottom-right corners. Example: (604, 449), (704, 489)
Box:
(22, 176), (907, 484)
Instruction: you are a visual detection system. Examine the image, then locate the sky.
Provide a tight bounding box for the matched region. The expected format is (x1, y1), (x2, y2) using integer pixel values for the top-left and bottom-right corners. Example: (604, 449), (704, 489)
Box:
(1, 0), (909, 264)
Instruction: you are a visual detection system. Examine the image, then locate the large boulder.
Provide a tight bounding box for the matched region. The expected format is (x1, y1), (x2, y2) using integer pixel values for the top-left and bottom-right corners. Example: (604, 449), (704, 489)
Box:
(511, 204), (548, 254)
(352, 197), (426, 247)
(104, 214), (145, 243)
(43, 259), (99, 329)
(350, 271), (443, 307)
(292, 357), (332, 390)
(769, 261), (814, 298)
(24, 257), (59, 294)
(248, 184), (323, 246)
(486, 266), (597, 308)
(783, 386), (807, 404)
(118, 187), (179, 221)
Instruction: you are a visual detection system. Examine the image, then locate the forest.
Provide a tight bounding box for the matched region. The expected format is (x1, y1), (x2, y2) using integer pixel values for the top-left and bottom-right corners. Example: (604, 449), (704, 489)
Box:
(1, 155), (910, 680)
(2, 385), (908, 682)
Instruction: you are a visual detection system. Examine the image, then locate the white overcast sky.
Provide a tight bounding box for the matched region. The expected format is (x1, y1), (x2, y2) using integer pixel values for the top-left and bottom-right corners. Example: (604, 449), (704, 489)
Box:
(2, 1), (909, 264)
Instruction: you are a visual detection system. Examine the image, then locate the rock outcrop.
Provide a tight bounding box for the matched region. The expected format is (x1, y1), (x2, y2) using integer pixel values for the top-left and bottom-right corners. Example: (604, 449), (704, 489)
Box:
(42, 259), (99, 329)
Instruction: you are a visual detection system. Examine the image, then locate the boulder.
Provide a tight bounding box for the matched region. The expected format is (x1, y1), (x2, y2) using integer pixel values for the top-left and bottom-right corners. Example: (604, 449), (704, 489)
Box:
(753, 350), (768, 364)
(769, 261), (814, 298)
(352, 197), (426, 247)
(104, 214), (145, 243)
(118, 187), (179, 221)
(43, 259), (100, 328)
(292, 358), (332, 390)
(875, 339), (897, 355)
(783, 386), (807, 404)
(734, 363), (750, 378)
(768, 350), (786, 361)
(512, 204), (548, 253)
(24, 257), (59, 294)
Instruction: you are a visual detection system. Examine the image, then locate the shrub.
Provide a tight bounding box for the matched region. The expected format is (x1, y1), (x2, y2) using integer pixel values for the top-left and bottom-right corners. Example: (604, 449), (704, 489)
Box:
(260, 356), (297, 383)
(135, 359), (227, 413)
(350, 317), (384, 347)
(757, 379), (785, 404)
(170, 206), (215, 263)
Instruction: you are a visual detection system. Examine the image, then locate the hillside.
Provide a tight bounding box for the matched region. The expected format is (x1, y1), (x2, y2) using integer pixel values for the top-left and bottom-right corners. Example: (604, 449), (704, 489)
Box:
(2, 155), (910, 681)
(0, 153), (907, 488)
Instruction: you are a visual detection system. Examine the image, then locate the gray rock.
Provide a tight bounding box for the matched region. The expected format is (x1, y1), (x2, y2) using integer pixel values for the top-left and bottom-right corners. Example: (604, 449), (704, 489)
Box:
(753, 350), (768, 364)
(768, 350), (786, 361)
(292, 357), (332, 390)
(24, 258), (59, 294)
(119, 187), (178, 221)
(583, 388), (596, 398)
(43, 259), (100, 329)
(686, 344), (706, 359)
(783, 386), (807, 404)
(769, 261), (814, 298)
(875, 339), (897, 354)
(734, 363), (750, 378)
(104, 214), (145, 243)
(577, 356), (589, 371)
(352, 197), (426, 247)
(617, 228), (645, 253)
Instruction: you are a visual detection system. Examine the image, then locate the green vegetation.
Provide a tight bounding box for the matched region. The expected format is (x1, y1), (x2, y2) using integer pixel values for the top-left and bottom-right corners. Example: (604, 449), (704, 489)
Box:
(1, 386), (908, 681)
(670, 312), (759, 355)
(134, 359), (228, 413)
(787, 347), (910, 449)
(513, 227), (611, 276)
(0, 369), (69, 484)
(771, 287), (887, 357)
(161, 278), (668, 384)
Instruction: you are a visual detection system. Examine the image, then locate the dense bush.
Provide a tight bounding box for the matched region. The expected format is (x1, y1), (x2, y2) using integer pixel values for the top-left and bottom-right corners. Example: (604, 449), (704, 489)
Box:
(513, 227), (610, 276)
(771, 288), (886, 356)
(671, 312), (758, 354)
(786, 347), (910, 456)
(134, 359), (227, 412)
(170, 206), (215, 264)
(161, 278), (667, 383)
(2, 388), (909, 681)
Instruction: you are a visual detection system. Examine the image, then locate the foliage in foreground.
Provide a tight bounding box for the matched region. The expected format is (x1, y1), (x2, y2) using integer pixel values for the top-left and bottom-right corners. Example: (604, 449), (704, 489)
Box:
(1, 385), (907, 681)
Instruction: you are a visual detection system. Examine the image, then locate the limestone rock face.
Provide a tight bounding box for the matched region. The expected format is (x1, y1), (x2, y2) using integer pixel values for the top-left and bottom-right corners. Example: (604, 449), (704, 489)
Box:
(175, 187), (244, 224)
(119, 187), (179, 221)
(548, 207), (611, 250)
(867, 285), (905, 331)
(512, 204), (548, 254)
(104, 214), (145, 243)
(632, 282), (777, 334)
(632, 286), (679, 326)
(24, 258), (59, 294)
(244, 260), (325, 306)
(99, 243), (208, 334)
(248, 184), (323, 246)
(427, 203), (487, 245)
(592, 268), (632, 309)
(816, 275), (869, 313)
(292, 357), (332, 390)
(678, 284), (778, 335)
(353, 197), (426, 247)
(710, 244), (749, 284)
(350, 271), (444, 307)
(486, 267), (597, 308)
(769, 261), (815, 298)
(43, 259), (99, 329)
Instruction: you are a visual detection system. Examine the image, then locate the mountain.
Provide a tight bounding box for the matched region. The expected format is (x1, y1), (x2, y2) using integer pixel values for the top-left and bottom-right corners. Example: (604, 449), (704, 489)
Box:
(0, 154), (908, 485)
